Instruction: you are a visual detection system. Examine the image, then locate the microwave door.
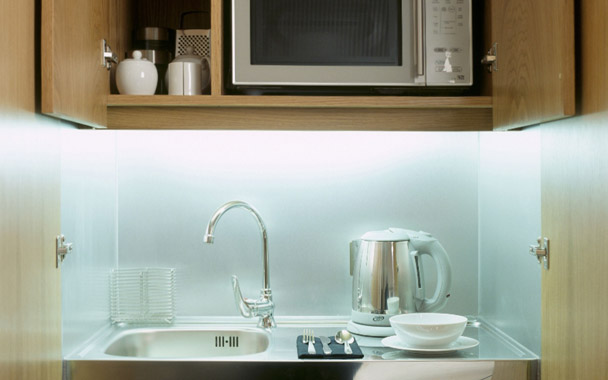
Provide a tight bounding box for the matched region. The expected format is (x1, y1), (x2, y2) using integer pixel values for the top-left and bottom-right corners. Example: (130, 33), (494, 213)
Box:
(232, 0), (423, 87)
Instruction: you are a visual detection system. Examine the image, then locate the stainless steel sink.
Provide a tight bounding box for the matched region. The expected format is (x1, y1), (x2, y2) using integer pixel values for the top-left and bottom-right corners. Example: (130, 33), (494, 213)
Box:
(104, 327), (270, 358)
(66, 321), (539, 380)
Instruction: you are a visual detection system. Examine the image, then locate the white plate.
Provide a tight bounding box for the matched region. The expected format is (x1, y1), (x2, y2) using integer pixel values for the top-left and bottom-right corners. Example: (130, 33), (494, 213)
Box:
(381, 335), (479, 353)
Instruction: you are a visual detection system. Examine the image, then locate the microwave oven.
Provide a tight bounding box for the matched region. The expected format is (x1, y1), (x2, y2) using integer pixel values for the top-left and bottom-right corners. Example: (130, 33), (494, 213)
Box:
(229, 0), (473, 94)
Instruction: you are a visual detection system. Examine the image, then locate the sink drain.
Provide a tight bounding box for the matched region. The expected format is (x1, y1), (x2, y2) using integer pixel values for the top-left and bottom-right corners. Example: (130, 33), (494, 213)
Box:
(215, 335), (239, 348)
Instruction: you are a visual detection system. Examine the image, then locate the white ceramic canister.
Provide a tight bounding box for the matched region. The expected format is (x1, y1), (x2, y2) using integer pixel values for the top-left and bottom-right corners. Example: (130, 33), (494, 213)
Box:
(116, 50), (158, 95)
(168, 61), (202, 95)
(165, 46), (210, 94)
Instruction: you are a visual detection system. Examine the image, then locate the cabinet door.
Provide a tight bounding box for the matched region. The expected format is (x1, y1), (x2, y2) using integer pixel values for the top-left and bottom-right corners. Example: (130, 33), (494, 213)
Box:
(491, 0), (575, 130)
(41, 0), (110, 128)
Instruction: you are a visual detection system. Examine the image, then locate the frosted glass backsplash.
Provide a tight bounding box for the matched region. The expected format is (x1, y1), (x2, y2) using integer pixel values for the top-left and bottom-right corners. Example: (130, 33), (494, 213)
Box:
(60, 128), (542, 356)
(60, 129), (117, 355)
(115, 131), (480, 318)
(478, 129), (541, 355)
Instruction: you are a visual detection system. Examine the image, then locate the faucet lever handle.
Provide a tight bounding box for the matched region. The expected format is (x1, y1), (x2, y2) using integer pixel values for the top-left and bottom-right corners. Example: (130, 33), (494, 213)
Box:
(232, 275), (254, 318)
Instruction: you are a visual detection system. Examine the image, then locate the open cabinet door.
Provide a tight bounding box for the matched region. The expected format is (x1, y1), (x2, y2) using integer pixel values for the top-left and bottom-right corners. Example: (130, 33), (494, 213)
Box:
(491, 0), (575, 130)
(41, 0), (110, 128)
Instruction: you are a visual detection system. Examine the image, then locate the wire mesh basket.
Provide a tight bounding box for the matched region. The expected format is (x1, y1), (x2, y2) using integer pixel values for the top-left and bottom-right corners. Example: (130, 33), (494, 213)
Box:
(110, 268), (176, 324)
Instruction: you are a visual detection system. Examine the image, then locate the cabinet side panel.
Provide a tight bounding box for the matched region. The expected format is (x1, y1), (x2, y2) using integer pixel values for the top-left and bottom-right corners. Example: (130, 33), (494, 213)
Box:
(540, 0), (608, 379)
(0, 117), (63, 380)
(210, 0), (224, 95)
(541, 113), (608, 380)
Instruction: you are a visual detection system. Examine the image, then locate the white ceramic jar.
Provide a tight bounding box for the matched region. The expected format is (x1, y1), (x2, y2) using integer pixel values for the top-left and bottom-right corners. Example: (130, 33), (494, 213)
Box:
(166, 46), (210, 94)
(116, 50), (158, 95)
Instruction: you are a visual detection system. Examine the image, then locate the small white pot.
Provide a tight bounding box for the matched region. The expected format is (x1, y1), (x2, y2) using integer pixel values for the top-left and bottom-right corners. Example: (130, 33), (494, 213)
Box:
(116, 50), (158, 95)
(165, 46), (210, 94)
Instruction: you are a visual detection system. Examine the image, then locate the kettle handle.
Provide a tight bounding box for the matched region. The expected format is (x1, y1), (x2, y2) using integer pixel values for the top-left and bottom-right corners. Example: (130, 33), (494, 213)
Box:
(410, 233), (452, 312)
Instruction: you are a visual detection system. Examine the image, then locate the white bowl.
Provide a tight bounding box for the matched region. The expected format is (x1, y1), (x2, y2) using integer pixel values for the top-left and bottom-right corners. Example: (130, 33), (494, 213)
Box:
(389, 313), (467, 348)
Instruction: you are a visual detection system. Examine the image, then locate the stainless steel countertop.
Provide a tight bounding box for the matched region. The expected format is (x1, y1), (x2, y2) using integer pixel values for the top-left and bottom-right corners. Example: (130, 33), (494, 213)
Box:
(64, 317), (539, 380)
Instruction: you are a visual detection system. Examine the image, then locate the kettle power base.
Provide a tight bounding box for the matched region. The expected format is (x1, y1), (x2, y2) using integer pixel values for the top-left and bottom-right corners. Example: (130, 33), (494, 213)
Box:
(347, 320), (395, 337)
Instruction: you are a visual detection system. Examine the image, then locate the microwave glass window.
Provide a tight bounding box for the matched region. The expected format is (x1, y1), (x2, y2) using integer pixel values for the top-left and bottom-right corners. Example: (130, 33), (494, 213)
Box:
(250, 0), (402, 66)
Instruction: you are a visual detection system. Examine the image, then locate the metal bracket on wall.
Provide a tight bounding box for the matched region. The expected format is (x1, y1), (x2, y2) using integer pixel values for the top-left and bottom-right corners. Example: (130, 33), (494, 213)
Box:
(529, 237), (549, 270)
(56, 235), (73, 268)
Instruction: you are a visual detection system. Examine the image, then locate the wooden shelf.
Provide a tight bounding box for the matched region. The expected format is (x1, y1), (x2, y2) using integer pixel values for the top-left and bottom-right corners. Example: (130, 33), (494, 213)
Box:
(106, 95), (493, 130)
(108, 95), (492, 109)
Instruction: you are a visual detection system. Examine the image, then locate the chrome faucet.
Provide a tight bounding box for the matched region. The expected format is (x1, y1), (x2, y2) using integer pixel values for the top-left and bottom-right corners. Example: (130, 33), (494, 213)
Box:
(203, 201), (275, 329)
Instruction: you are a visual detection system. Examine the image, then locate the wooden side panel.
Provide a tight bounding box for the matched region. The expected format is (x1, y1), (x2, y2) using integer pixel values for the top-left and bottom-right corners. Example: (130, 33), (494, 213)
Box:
(210, 0), (224, 95)
(540, 113), (608, 380)
(492, 0), (575, 130)
(41, 0), (109, 127)
(540, 1), (608, 379)
(0, 117), (63, 380)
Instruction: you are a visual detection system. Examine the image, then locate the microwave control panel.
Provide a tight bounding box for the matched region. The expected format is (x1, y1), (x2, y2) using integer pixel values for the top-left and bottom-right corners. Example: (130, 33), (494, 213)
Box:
(425, 0), (472, 86)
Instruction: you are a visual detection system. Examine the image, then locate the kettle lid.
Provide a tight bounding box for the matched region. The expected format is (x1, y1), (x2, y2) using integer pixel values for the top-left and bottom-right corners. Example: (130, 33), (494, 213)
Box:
(361, 228), (412, 242)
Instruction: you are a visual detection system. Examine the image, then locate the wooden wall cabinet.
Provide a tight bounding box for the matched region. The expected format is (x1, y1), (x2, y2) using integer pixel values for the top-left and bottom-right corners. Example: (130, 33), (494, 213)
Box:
(42, 0), (573, 131)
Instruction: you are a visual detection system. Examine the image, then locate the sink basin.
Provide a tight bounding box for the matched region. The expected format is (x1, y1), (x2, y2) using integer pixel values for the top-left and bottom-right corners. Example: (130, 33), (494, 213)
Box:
(104, 327), (270, 358)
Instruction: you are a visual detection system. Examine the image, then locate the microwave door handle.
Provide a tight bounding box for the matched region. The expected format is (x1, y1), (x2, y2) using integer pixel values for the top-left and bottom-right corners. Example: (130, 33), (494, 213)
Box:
(415, 0), (424, 77)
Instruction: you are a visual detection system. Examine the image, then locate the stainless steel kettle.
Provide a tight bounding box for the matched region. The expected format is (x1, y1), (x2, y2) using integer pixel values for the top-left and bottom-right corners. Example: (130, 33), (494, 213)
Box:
(349, 228), (452, 327)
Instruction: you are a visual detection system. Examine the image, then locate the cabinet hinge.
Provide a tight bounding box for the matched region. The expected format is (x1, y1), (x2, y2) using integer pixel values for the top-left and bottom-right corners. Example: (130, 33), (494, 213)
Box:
(102, 39), (118, 70)
(529, 237), (549, 270)
(481, 43), (498, 73)
(56, 235), (73, 268)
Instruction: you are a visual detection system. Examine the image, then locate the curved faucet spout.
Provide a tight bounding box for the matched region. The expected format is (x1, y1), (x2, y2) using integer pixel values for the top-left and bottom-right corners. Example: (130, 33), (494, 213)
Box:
(203, 201), (274, 328)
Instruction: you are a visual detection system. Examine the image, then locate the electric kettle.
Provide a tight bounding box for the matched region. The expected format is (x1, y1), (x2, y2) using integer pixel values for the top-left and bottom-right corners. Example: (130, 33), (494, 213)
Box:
(348, 228), (452, 336)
